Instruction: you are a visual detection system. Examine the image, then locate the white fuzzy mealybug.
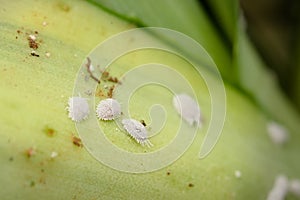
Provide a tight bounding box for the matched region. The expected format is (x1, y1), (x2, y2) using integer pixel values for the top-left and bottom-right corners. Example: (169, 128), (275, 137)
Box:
(267, 121), (289, 145)
(267, 175), (289, 200)
(67, 97), (89, 122)
(122, 119), (153, 147)
(173, 93), (201, 126)
(289, 179), (300, 197)
(96, 98), (121, 120)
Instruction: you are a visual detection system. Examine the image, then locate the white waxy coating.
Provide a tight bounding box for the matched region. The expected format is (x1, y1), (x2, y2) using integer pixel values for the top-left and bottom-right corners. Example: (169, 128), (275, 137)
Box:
(67, 97), (89, 122)
(122, 119), (153, 147)
(267, 175), (289, 200)
(173, 93), (201, 126)
(96, 98), (121, 120)
(267, 121), (289, 145)
(289, 179), (300, 197)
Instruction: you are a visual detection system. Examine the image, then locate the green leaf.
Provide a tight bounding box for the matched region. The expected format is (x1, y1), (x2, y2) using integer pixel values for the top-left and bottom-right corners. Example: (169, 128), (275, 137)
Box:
(0, 1), (300, 200)
(206, 0), (237, 42)
(87, 0), (234, 81)
(235, 29), (300, 134)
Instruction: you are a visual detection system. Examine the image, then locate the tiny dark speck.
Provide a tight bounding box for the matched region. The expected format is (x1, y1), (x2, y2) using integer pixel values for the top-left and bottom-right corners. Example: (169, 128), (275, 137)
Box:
(43, 126), (55, 137)
(188, 183), (194, 187)
(30, 52), (40, 57)
(166, 172), (171, 176)
(140, 120), (146, 126)
(9, 157), (14, 162)
(30, 181), (35, 187)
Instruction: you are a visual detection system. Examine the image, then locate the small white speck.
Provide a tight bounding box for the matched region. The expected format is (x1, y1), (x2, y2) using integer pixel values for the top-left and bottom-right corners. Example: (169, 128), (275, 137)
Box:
(235, 170), (242, 178)
(28, 34), (36, 41)
(103, 85), (109, 89)
(50, 151), (58, 158)
(67, 97), (89, 122)
(289, 179), (300, 197)
(74, 54), (78, 57)
(122, 119), (153, 147)
(96, 98), (121, 120)
(267, 121), (289, 145)
(267, 175), (289, 200)
(173, 93), (201, 126)
(89, 64), (95, 72)
(45, 52), (51, 58)
(42, 21), (48, 26)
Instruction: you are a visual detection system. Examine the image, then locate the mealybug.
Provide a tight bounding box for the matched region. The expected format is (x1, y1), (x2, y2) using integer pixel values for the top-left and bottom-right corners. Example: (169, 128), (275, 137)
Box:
(96, 98), (121, 120)
(267, 121), (289, 145)
(122, 119), (153, 147)
(173, 93), (201, 126)
(67, 97), (89, 122)
(267, 175), (289, 200)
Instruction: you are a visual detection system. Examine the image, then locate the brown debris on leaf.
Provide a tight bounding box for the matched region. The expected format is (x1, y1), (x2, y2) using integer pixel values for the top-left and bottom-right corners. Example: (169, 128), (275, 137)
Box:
(25, 147), (36, 158)
(72, 136), (83, 147)
(100, 70), (120, 84)
(85, 57), (100, 84)
(28, 34), (39, 50)
(43, 126), (56, 137)
(95, 88), (106, 97)
(108, 76), (119, 83)
(107, 85), (115, 98)
(17, 28), (47, 57)
(101, 71), (109, 80)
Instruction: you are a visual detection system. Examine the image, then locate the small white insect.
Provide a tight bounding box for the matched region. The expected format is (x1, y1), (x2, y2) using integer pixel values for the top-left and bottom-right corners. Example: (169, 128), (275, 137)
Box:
(267, 175), (289, 200)
(173, 93), (201, 126)
(122, 119), (153, 147)
(234, 170), (242, 178)
(289, 179), (300, 197)
(267, 121), (289, 145)
(96, 98), (121, 120)
(67, 97), (90, 122)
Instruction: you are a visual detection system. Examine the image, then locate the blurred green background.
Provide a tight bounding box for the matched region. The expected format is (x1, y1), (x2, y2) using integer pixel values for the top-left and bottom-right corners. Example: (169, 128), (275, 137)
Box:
(240, 0), (300, 110)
